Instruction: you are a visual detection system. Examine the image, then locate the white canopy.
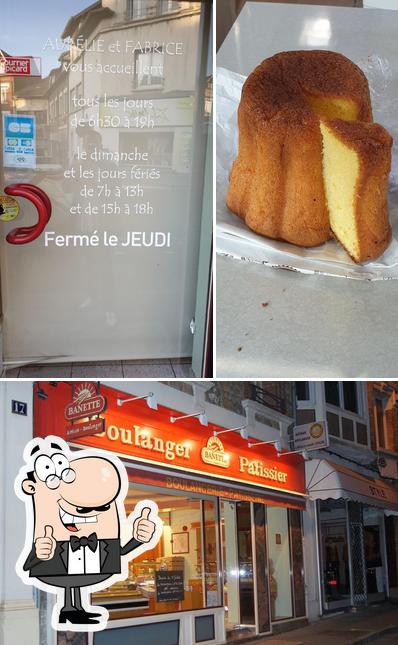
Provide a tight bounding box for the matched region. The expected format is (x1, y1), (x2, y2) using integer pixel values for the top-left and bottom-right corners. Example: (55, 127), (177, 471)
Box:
(306, 459), (398, 514)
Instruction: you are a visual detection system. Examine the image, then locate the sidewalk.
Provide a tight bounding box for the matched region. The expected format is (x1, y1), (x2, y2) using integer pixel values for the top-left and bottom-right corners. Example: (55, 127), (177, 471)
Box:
(254, 603), (398, 645)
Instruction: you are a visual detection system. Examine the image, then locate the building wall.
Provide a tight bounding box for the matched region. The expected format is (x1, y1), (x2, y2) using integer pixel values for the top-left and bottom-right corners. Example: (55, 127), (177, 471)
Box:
(0, 379), (302, 644)
(367, 382), (398, 453)
(367, 382), (398, 591)
(0, 381), (39, 645)
(204, 381), (294, 418)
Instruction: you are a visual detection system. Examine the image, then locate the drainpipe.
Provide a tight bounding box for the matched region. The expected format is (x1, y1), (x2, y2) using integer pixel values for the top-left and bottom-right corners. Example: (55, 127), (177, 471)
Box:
(314, 499), (324, 617)
(346, 501), (355, 607)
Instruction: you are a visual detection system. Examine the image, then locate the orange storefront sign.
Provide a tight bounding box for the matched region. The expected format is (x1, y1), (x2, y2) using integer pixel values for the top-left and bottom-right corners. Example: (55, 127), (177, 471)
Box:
(33, 382), (306, 501)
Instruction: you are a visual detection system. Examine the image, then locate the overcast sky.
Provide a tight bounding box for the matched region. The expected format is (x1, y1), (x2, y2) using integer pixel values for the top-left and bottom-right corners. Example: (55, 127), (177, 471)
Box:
(2, 0), (92, 77)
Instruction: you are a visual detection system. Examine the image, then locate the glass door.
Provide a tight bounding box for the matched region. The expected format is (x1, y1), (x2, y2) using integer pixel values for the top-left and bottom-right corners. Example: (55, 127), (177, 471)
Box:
(0, 0), (212, 370)
(319, 500), (351, 610)
(363, 506), (386, 602)
(267, 506), (293, 621)
(220, 500), (255, 641)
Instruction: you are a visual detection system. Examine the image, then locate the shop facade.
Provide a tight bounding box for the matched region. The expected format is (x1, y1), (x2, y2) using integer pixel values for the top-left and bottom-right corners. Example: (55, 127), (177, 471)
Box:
(31, 381), (308, 644)
(296, 381), (398, 619)
(306, 459), (398, 613)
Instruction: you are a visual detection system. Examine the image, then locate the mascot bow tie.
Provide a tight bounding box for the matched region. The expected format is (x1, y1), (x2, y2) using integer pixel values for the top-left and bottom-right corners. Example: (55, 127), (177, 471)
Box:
(70, 533), (98, 552)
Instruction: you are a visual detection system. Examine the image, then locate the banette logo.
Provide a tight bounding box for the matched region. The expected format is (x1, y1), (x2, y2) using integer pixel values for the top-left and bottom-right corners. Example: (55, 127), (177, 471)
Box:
(65, 382), (107, 422)
(201, 436), (230, 469)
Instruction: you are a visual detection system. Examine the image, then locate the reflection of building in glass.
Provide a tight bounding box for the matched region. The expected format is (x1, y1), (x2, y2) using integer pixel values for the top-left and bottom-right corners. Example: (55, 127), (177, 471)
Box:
(2, 2), (207, 174)
(0, 50), (51, 169)
(0, 1), (212, 366)
(13, 77), (51, 165)
(54, 0), (203, 172)
(0, 51), (14, 110)
(47, 53), (69, 166)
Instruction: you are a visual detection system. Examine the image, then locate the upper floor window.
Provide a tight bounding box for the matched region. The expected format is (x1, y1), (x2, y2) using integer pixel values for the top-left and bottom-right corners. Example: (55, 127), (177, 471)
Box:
(0, 81), (11, 104)
(129, 0), (183, 20)
(162, 0), (183, 13)
(296, 381), (310, 401)
(135, 48), (164, 88)
(295, 381), (315, 406)
(325, 381), (361, 415)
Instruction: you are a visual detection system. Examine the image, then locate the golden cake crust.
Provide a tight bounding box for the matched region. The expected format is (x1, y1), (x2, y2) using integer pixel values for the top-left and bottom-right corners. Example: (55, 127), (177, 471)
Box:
(242, 50), (372, 126)
(226, 50), (379, 252)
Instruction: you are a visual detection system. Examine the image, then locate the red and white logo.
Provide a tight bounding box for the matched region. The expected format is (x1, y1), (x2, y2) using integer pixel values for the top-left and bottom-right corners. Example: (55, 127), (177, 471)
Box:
(65, 382), (107, 422)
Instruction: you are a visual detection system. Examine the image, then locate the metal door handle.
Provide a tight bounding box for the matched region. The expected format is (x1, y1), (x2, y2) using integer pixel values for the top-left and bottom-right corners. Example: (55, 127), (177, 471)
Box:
(4, 184), (51, 244)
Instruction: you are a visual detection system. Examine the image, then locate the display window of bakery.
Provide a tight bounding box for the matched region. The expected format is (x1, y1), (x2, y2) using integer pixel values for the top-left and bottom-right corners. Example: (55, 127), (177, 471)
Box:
(90, 483), (221, 620)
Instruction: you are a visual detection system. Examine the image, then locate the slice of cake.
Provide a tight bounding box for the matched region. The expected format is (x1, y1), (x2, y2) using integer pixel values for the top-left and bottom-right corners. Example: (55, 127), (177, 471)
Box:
(320, 119), (392, 263)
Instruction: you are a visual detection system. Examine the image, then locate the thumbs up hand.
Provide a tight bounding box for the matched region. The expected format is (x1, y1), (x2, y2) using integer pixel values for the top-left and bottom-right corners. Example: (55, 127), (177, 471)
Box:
(133, 507), (156, 543)
(35, 525), (56, 560)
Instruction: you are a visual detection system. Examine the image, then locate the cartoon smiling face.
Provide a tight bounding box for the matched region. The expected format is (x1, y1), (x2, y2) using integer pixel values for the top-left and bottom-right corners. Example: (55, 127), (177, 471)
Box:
(22, 454), (122, 541)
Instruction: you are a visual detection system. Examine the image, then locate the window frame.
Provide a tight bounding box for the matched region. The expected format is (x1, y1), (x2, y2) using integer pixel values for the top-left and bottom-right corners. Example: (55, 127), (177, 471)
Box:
(374, 395), (388, 451)
(266, 504), (294, 622)
(129, 0), (183, 21)
(323, 382), (369, 447)
(295, 381), (315, 407)
(324, 382), (364, 417)
(121, 477), (223, 613)
(134, 47), (165, 90)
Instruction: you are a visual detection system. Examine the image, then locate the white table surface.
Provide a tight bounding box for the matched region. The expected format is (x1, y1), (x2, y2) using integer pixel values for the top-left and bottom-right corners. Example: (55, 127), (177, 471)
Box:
(216, 1), (398, 378)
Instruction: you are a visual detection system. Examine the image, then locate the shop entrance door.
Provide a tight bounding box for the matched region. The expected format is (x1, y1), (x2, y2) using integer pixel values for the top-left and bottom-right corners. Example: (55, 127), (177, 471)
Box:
(0, 1), (212, 369)
(220, 500), (256, 641)
(319, 500), (352, 611)
(363, 507), (386, 603)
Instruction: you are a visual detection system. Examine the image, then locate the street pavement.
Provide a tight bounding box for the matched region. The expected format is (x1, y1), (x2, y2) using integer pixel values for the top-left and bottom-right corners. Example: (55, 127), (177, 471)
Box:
(252, 602), (398, 645)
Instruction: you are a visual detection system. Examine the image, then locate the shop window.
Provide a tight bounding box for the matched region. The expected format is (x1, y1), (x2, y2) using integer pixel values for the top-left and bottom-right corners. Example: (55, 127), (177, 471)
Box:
(92, 620), (180, 644)
(57, 632), (88, 645)
(342, 417), (354, 442)
(203, 500), (220, 607)
(195, 615), (215, 642)
(267, 506), (293, 621)
(91, 485), (219, 618)
(327, 411), (340, 437)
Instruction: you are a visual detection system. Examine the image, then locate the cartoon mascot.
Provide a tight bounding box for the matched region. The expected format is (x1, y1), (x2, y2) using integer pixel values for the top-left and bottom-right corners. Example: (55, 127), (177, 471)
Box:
(15, 436), (162, 631)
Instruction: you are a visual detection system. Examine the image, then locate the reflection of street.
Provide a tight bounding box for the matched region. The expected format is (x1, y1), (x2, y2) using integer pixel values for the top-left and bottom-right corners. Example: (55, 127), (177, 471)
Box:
(0, 0), (212, 362)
